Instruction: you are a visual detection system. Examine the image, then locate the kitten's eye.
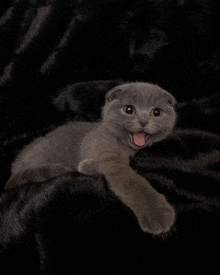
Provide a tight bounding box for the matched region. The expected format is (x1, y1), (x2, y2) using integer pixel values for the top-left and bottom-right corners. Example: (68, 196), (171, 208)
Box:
(151, 108), (163, 117)
(123, 105), (136, 115)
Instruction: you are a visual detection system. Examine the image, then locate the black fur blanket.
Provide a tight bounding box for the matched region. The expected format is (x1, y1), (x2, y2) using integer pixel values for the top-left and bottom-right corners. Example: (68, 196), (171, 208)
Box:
(1, 1), (220, 274)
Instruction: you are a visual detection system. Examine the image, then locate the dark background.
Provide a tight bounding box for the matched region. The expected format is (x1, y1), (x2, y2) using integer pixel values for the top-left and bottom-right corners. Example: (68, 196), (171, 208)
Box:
(1, 1), (220, 274)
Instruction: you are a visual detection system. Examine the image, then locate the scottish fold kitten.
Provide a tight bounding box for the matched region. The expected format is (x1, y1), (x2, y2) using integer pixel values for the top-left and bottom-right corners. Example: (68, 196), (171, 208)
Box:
(6, 82), (176, 234)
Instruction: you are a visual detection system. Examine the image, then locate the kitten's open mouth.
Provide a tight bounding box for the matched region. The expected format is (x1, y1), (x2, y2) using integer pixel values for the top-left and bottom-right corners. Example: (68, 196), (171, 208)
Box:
(128, 131), (148, 147)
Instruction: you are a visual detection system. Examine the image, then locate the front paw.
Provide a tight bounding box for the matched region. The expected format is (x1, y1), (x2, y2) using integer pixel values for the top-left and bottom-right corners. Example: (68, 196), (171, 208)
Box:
(137, 194), (175, 235)
(78, 159), (98, 175)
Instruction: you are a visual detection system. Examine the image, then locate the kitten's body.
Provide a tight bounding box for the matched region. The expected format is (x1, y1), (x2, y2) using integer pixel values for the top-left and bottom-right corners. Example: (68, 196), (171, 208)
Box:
(6, 82), (176, 234)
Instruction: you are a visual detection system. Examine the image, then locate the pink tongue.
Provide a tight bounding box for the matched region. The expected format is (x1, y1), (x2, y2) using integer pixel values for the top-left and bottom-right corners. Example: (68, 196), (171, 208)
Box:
(132, 132), (146, 146)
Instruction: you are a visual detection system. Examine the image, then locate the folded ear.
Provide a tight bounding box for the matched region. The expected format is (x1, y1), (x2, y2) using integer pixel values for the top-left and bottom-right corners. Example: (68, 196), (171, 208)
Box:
(105, 88), (122, 102)
(164, 91), (177, 106)
(168, 94), (177, 106)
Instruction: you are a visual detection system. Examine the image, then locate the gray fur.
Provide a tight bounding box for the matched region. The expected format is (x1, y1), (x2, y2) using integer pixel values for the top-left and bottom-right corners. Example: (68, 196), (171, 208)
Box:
(6, 82), (177, 234)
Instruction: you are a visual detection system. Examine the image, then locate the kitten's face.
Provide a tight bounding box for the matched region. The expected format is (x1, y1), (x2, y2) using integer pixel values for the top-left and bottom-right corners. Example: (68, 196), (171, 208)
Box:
(102, 82), (176, 150)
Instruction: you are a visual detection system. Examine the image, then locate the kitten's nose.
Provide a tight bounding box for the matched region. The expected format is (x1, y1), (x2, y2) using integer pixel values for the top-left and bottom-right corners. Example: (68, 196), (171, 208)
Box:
(139, 121), (148, 127)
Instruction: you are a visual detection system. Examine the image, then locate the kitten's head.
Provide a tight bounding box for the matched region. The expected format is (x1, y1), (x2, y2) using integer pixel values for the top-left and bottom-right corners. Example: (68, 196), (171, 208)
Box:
(102, 82), (177, 150)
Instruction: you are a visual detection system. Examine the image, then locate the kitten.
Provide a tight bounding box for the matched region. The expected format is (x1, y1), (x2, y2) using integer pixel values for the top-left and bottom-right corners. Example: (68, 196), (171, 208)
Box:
(6, 82), (177, 234)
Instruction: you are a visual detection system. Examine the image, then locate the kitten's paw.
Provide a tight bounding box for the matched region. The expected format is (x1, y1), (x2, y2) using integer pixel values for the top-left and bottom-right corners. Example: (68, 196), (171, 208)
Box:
(78, 159), (98, 175)
(138, 195), (175, 235)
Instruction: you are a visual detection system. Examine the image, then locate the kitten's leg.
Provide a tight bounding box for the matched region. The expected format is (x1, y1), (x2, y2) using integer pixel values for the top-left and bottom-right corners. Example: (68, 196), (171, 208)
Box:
(98, 153), (175, 234)
(5, 164), (73, 189)
(78, 159), (98, 175)
(109, 171), (175, 234)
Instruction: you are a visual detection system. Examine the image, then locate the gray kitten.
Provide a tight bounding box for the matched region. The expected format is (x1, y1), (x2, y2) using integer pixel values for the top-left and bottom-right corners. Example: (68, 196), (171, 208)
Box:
(6, 82), (177, 234)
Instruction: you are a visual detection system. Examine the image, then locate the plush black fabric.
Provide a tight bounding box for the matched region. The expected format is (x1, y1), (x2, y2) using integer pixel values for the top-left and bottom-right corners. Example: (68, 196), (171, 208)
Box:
(1, 1), (220, 274)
